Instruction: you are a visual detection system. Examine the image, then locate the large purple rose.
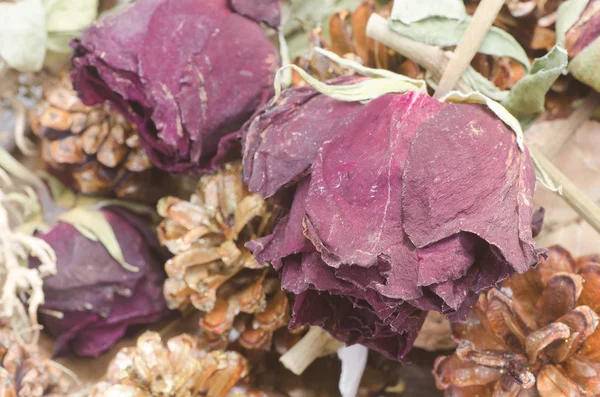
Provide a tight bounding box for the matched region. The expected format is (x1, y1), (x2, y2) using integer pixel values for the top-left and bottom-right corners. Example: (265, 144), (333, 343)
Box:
(244, 84), (538, 361)
(33, 206), (170, 357)
(71, 0), (279, 174)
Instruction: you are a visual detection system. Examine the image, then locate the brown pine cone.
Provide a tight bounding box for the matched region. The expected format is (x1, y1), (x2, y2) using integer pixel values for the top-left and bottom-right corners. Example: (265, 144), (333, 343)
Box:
(292, 1), (424, 85)
(434, 245), (600, 396)
(29, 72), (154, 201)
(90, 331), (260, 397)
(158, 162), (300, 352)
(0, 330), (72, 396)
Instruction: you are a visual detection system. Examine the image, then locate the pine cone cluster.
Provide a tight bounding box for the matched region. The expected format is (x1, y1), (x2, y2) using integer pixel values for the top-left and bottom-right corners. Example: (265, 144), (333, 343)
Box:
(158, 162), (299, 351)
(0, 330), (72, 396)
(90, 331), (260, 397)
(29, 73), (154, 200)
(434, 245), (600, 396)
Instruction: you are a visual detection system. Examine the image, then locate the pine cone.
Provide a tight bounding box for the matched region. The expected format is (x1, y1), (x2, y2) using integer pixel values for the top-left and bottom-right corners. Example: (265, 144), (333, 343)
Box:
(90, 331), (259, 397)
(292, 1), (423, 85)
(29, 73), (154, 200)
(158, 162), (298, 351)
(434, 245), (600, 396)
(0, 330), (72, 396)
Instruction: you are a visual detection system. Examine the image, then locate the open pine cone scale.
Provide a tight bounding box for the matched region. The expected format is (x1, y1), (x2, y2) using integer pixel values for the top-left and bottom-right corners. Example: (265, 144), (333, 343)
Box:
(434, 246), (600, 396)
(157, 162), (297, 352)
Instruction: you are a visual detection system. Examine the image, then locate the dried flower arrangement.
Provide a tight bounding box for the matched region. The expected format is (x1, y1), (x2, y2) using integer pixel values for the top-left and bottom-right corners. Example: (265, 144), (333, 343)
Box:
(1, 0), (600, 396)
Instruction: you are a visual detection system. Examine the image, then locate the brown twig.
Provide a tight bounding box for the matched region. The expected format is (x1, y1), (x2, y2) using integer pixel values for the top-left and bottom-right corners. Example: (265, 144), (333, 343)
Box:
(434, 0), (505, 98)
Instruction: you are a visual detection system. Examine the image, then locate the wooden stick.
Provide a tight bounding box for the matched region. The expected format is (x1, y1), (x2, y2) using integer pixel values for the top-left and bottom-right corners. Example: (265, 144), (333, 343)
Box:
(366, 14), (474, 92)
(434, 0), (505, 98)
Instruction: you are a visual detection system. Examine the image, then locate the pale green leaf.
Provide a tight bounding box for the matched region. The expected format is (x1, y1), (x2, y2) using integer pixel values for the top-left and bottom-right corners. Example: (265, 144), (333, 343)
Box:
(390, 0), (467, 24)
(58, 207), (139, 273)
(388, 19), (531, 70)
(43, 0), (98, 33)
(457, 67), (508, 102)
(314, 47), (427, 86)
(569, 37), (600, 93)
(275, 49), (426, 103)
(281, 0), (363, 58)
(440, 91), (525, 151)
(556, 0), (589, 46)
(38, 170), (76, 208)
(0, 0), (46, 72)
(503, 46), (568, 127)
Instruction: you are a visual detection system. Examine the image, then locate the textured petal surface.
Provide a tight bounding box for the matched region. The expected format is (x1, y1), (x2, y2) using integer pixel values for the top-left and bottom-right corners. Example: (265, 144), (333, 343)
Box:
(34, 207), (170, 357)
(71, 0), (278, 173)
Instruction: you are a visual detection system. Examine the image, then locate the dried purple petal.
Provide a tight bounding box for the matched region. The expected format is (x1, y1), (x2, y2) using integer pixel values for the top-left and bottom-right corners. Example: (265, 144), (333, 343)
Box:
(71, 0), (278, 174)
(32, 207), (170, 357)
(229, 0), (281, 29)
(244, 85), (538, 361)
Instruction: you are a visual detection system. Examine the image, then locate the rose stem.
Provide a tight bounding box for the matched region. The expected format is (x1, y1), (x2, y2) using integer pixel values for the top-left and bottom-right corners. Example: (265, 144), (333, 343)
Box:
(279, 327), (343, 375)
(434, 0), (505, 98)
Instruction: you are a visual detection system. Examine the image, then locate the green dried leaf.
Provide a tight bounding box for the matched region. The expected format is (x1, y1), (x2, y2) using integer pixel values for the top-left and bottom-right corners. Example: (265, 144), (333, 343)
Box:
(556, 0), (590, 46)
(569, 37), (600, 92)
(57, 207), (139, 273)
(388, 0), (530, 70)
(0, 0), (46, 72)
(390, 0), (466, 24)
(281, 0), (363, 58)
(276, 48), (426, 102)
(503, 46), (568, 127)
(440, 91), (525, 151)
(43, 0), (98, 53)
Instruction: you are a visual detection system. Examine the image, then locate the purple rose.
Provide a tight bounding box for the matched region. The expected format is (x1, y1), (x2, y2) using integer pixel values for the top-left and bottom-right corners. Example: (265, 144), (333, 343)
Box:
(71, 0), (279, 174)
(33, 206), (170, 357)
(243, 84), (538, 361)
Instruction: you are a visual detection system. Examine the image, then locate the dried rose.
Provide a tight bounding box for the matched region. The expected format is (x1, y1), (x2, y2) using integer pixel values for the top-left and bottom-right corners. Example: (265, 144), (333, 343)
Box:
(31, 206), (170, 357)
(562, 0), (600, 92)
(244, 84), (538, 361)
(71, 0), (279, 174)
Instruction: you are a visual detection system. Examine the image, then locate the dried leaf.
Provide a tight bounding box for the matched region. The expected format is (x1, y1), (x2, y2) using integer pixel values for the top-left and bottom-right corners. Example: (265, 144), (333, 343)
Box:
(57, 207), (138, 272)
(0, 0), (46, 72)
(278, 48), (427, 102)
(388, 0), (531, 70)
(390, 0), (466, 24)
(503, 46), (568, 127)
(569, 37), (600, 92)
(557, 0), (590, 46)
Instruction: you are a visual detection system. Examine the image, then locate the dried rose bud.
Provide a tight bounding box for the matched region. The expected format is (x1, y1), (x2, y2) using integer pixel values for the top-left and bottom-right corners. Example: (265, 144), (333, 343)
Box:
(564, 0), (600, 92)
(71, 0), (279, 174)
(244, 84), (538, 361)
(31, 206), (170, 357)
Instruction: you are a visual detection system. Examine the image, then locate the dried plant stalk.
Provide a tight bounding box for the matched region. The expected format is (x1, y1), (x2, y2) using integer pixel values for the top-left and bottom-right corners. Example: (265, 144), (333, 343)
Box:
(434, 0), (505, 98)
(279, 327), (343, 375)
(0, 149), (56, 344)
